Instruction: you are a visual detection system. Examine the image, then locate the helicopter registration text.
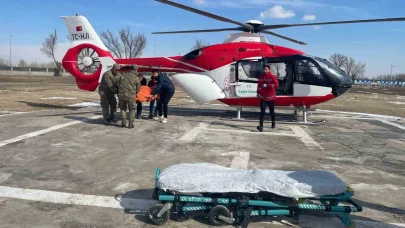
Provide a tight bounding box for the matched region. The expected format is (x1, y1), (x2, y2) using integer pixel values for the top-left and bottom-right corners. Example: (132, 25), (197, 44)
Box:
(236, 83), (258, 97)
(71, 33), (90, 41)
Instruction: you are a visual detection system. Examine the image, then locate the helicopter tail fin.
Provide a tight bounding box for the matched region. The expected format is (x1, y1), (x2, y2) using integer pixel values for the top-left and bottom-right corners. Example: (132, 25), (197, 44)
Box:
(62, 15), (108, 51)
(61, 15), (116, 91)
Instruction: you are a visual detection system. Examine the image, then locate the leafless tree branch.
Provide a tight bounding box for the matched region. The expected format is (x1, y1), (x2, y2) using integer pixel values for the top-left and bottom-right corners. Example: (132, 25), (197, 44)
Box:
(100, 27), (147, 58)
(192, 38), (209, 51)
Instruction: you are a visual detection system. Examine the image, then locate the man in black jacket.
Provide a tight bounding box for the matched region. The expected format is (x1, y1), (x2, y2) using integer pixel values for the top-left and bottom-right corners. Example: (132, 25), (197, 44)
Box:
(149, 69), (175, 123)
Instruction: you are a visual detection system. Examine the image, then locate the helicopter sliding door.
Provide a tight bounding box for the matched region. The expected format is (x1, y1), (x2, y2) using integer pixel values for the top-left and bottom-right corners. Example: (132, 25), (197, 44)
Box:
(233, 58), (263, 98)
(233, 57), (294, 98)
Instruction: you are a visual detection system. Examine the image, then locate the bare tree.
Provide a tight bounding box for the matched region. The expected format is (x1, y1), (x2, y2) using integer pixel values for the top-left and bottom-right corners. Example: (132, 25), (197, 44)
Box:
(329, 53), (347, 69)
(41, 29), (61, 76)
(17, 59), (28, 67)
(0, 57), (7, 66)
(100, 26), (147, 58)
(192, 38), (209, 50)
(350, 61), (366, 80)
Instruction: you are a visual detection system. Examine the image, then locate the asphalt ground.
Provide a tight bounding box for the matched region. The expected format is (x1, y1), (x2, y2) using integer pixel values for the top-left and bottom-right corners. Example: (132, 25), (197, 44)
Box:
(0, 103), (404, 228)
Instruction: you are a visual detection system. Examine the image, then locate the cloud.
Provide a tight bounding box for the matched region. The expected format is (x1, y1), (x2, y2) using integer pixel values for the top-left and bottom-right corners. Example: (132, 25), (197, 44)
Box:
(313, 25), (321, 30)
(302, 14), (316, 21)
(0, 43), (71, 65)
(260, 5), (295, 19)
(193, 0), (206, 5)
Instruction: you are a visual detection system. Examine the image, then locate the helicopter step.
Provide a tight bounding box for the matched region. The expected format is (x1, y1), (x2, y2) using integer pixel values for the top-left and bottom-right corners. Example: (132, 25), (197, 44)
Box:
(220, 106), (326, 125)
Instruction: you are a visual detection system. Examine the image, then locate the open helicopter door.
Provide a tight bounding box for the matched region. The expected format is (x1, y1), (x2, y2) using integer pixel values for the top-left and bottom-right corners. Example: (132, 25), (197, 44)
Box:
(232, 57), (264, 98)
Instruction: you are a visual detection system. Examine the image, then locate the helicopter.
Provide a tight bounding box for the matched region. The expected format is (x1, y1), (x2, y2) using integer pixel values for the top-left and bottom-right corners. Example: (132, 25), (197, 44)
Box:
(61, 0), (405, 123)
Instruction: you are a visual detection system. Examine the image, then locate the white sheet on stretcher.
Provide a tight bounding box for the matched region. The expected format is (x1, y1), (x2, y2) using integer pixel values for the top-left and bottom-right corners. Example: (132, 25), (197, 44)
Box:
(156, 163), (347, 198)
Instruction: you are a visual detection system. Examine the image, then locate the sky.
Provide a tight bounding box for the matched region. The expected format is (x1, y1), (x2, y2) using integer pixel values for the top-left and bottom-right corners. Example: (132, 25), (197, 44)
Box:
(0, 0), (404, 78)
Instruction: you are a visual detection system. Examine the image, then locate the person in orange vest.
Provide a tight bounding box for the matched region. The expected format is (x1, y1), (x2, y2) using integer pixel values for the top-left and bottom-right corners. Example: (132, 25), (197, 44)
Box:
(136, 73), (147, 119)
(257, 65), (279, 132)
(147, 75), (159, 119)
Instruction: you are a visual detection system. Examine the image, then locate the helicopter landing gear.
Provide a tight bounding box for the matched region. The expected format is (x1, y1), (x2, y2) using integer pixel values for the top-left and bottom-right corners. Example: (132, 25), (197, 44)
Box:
(220, 106), (325, 125)
(278, 106), (326, 125)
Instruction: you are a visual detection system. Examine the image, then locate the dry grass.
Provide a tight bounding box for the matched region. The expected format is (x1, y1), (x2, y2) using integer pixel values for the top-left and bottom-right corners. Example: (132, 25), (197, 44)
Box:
(1, 75), (405, 117)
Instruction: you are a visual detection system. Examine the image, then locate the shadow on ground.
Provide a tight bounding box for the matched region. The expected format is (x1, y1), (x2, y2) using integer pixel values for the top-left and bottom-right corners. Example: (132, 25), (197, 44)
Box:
(18, 101), (81, 110)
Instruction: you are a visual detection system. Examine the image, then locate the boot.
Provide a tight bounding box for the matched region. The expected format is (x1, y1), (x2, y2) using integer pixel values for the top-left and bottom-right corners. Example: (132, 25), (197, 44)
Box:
(128, 122), (134, 129)
(111, 114), (118, 123)
(257, 125), (263, 132)
(121, 120), (126, 128)
(272, 121), (275, 129)
(104, 119), (111, 126)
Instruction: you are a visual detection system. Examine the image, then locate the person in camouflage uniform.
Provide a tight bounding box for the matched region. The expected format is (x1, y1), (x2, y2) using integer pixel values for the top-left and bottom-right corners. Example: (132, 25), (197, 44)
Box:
(98, 63), (120, 125)
(117, 64), (141, 128)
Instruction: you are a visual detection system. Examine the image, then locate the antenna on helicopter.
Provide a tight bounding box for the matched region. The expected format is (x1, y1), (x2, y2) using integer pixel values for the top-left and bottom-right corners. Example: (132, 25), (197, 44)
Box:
(152, 0), (405, 45)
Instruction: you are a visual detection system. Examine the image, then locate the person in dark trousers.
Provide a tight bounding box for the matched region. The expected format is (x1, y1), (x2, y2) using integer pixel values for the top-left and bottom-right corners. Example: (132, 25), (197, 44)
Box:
(256, 65), (279, 132)
(147, 75), (158, 119)
(149, 70), (175, 123)
(136, 73), (147, 119)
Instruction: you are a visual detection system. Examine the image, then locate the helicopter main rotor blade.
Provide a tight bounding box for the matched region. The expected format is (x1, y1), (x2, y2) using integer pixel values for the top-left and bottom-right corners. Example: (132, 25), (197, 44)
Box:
(261, 31), (308, 45)
(154, 0), (253, 31)
(152, 27), (243, 34)
(259, 17), (405, 30)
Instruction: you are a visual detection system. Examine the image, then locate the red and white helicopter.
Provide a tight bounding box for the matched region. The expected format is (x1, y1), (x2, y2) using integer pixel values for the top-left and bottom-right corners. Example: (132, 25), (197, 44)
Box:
(61, 0), (405, 123)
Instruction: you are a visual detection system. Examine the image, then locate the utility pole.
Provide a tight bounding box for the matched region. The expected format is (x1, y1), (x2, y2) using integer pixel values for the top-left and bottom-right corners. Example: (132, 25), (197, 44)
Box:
(9, 35), (12, 67)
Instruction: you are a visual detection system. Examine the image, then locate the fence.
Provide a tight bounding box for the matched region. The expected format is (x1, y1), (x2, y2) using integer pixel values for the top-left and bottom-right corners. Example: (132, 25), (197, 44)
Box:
(0, 66), (71, 76)
(354, 80), (405, 87)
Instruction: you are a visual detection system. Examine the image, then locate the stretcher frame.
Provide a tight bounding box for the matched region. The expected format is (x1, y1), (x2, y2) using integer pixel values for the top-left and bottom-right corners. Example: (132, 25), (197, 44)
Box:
(149, 168), (362, 228)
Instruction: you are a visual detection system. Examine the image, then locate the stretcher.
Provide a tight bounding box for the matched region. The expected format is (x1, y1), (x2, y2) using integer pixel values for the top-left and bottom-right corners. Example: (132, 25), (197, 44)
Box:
(149, 163), (362, 227)
(136, 86), (158, 102)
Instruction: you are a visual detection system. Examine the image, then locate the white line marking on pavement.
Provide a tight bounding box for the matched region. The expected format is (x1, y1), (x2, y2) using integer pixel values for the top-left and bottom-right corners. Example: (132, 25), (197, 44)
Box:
(221, 152), (250, 169)
(0, 115), (101, 148)
(178, 122), (210, 141)
(379, 119), (405, 130)
(289, 126), (322, 150)
(206, 128), (296, 137)
(0, 186), (157, 211)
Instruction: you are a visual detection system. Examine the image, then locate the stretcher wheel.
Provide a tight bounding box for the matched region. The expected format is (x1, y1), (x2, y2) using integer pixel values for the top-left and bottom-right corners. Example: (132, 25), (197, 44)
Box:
(176, 211), (188, 222)
(208, 205), (230, 226)
(149, 204), (170, 226)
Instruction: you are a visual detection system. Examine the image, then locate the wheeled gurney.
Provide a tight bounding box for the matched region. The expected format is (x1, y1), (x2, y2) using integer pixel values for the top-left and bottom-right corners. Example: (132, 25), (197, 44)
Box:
(149, 163), (362, 227)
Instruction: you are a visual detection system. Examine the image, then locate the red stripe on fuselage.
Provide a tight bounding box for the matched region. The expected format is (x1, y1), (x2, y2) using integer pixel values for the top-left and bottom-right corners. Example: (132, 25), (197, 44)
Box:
(114, 42), (304, 73)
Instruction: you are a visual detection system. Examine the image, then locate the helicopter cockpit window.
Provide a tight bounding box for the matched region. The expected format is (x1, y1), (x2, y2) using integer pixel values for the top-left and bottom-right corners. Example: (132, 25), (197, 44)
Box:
(294, 59), (328, 86)
(183, 49), (202, 60)
(237, 60), (263, 82)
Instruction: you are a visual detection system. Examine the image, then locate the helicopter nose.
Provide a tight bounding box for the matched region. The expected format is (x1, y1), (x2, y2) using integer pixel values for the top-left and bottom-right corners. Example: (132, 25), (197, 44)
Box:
(333, 84), (352, 97)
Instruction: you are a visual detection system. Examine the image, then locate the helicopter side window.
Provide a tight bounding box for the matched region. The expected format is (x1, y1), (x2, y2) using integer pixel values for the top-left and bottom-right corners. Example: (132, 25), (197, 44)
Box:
(237, 60), (263, 82)
(294, 59), (328, 86)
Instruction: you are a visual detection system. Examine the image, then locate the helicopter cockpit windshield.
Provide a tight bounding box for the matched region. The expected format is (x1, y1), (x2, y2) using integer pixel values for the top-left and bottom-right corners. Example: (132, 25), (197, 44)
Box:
(312, 57), (353, 86)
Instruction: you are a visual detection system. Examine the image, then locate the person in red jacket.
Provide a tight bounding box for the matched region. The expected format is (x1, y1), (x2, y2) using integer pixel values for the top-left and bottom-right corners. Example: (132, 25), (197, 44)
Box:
(257, 65), (279, 132)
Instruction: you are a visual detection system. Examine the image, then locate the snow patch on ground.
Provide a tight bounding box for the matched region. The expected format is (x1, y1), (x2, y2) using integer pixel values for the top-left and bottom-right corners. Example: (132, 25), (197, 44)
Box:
(0, 111), (26, 116)
(67, 102), (100, 107)
(397, 96), (405, 100)
(315, 109), (402, 120)
(389, 102), (405, 105)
